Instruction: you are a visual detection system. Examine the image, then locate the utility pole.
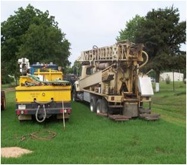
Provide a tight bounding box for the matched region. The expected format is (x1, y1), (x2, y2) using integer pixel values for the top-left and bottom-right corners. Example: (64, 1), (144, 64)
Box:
(173, 70), (175, 92)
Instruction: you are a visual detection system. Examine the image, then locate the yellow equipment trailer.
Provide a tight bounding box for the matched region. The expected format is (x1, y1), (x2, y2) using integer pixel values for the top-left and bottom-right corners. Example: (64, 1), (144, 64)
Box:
(16, 59), (72, 122)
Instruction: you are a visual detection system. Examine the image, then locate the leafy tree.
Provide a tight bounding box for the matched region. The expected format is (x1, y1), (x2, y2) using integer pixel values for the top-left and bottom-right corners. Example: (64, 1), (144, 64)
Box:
(71, 60), (81, 76)
(1, 4), (71, 83)
(117, 6), (186, 92)
(116, 15), (144, 42)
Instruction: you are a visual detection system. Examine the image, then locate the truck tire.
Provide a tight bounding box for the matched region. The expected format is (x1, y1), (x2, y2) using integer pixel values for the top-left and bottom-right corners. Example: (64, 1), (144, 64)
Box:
(1, 91), (6, 110)
(96, 99), (101, 113)
(72, 89), (78, 101)
(96, 98), (108, 114)
(90, 97), (96, 112)
(101, 98), (108, 114)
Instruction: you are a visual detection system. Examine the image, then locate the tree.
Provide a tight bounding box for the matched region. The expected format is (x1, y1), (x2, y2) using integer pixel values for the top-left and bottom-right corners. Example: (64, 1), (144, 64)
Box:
(116, 15), (144, 42)
(1, 4), (71, 83)
(71, 60), (81, 76)
(117, 6), (186, 92)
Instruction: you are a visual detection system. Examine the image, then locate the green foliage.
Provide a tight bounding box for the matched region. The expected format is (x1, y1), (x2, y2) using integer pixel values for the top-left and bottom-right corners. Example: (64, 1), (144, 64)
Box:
(116, 15), (144, 42)
(1, 4), (71, 78)
(1, 75), (13, 84)
(135, 6), (186, 72)
(71, 60), (82, 76)
(165, 75), (171, 84)
(117, 6), (186, 82)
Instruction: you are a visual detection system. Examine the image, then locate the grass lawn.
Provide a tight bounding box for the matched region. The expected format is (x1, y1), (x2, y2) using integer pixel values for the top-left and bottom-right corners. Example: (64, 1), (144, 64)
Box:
(1, 82), (186, 164)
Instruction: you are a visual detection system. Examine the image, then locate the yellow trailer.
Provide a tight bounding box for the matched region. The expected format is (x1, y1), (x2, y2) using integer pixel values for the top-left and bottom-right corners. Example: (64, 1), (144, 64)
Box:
(15, 64), (72, 122)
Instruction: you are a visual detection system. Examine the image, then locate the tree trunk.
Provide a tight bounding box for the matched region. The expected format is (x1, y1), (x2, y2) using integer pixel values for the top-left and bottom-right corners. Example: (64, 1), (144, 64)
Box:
(155, 71), (160, 92)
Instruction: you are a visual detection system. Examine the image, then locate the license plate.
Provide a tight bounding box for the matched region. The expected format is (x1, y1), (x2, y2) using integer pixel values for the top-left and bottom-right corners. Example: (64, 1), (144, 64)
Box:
(18, 105), (26, 110)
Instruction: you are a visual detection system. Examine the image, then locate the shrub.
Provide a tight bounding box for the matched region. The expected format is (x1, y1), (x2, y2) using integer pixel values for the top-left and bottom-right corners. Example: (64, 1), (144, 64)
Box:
(165, 76), (171, 84)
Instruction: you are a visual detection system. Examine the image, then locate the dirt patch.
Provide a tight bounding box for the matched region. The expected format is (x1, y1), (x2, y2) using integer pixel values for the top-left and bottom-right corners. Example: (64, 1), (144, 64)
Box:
(1, 147), (33, 158)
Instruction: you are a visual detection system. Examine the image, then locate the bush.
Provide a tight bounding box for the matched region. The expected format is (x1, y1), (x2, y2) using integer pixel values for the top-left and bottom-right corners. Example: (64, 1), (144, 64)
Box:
(165, 76), (171, 84)
(183, 78), (186, 84)
(1, 75), (14, 84)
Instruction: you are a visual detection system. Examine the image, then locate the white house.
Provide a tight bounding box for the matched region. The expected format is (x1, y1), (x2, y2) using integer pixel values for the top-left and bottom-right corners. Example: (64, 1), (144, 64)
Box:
(160, 72), (184, 81)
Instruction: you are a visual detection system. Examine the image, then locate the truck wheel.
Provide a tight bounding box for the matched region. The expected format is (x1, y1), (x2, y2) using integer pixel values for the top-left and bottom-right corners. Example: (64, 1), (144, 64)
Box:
(96, 99), (101, 113)
(101, 98), (108, 114)
(90, 97), (96, 112)
(96, 99), (108, 114)
(72, 89), (77, 101)
(1, 91), (6, 110)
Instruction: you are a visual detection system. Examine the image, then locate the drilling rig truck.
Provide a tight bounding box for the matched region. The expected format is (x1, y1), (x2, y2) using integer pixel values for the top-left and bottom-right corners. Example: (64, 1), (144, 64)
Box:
(73, 41), (160, 121)
(15, 58), (72, 122)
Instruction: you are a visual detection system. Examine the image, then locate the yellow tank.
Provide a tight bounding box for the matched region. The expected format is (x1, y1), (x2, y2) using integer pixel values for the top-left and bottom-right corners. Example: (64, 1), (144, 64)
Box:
(15, 72), (72, 122)
(16, 85), (71, 103)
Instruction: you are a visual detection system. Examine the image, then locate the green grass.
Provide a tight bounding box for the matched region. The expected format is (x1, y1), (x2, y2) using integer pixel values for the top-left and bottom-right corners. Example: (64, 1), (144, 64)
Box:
(1, 83), (17, 90)
(152, 82), (186, 127)
(1, 82), (186, 164)
(1, 84), (11, 89)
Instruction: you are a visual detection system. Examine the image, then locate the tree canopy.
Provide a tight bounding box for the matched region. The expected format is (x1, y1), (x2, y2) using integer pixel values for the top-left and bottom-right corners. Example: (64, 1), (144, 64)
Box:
(1, 4), (71, 82)
(116, 15), (144, 42)
(117, 6), (186, 82)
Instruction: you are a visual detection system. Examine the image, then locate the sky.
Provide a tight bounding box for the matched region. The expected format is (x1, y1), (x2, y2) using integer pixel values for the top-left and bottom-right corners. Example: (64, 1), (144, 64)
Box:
(1, 0), (186, 65)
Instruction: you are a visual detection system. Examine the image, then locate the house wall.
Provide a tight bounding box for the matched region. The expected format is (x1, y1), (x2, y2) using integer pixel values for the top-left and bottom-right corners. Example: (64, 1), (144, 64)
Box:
(160, 72), (184, 81)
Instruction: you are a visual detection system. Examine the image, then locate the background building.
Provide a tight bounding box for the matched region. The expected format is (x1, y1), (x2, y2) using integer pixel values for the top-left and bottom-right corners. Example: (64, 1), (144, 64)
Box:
(160, 72), (184, 81)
